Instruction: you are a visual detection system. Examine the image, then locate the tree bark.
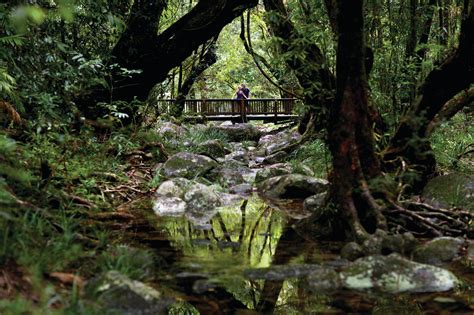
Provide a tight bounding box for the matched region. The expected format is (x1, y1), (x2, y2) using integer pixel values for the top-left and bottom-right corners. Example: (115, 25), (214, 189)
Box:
(384, 2), (474, 191)
(77, 0), (258, 117)
(328, 0), (386, 240)
(263, 0), (335, 132)
(173, 40), (218, 117)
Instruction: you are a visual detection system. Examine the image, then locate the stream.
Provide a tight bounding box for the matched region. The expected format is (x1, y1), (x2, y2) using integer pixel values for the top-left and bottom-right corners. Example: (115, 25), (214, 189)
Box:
(122, 194), (473, 314)
(108, 124), (473, 314)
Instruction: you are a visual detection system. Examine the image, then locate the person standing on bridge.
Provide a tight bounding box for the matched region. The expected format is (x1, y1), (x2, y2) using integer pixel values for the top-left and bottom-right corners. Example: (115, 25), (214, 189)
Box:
(235, 83), (250, 100)
(235, 84), (250, 113)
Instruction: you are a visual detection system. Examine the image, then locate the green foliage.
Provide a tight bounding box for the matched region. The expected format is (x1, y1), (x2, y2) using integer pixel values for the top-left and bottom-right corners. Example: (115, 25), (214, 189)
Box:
(431, 113), (474, 174)
(97, 245), (155, 280)
(288, 139), (329, 178)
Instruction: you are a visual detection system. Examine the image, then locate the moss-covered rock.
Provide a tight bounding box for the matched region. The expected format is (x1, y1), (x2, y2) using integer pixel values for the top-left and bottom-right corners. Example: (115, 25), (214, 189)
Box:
(162, 152), (218, 179)
(156, 177), (191, 198)
(184, 183), (221, 212)
(207, 167), (246, 188)
(340, 254), (459, 293)
(422, 173), (474, 210)
(258, 174), (328, 200)
(412, 237), (465, 265)
(212, 123), (262, 142)
(86, 271), (173, 315)
(258, 130), (301, 155)
(196, 139), (227, 159)
(254, 163), (293, 183)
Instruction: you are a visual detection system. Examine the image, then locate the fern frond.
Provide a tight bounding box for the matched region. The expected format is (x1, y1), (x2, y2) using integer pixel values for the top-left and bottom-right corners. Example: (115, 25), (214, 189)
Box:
(0, 34), (25, 46)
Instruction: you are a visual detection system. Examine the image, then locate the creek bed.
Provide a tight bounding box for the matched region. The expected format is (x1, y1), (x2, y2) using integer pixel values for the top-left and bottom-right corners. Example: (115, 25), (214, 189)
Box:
(121, 195), (474, 314)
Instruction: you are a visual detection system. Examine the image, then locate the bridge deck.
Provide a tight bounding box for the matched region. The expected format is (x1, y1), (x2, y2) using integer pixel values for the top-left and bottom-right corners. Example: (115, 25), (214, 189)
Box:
(157, 98), (298, 122)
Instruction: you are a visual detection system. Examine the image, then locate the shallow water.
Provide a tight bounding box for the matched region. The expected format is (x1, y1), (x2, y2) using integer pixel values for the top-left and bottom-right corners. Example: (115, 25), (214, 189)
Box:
(129, 195), (473, 314)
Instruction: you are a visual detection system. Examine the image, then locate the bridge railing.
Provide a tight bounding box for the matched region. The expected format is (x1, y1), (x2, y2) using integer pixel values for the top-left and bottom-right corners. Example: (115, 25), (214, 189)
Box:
(156, 98), (298, 116)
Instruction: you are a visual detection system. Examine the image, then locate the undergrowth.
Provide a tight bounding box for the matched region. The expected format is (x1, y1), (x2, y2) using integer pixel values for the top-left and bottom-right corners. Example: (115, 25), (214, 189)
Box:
(0, 125), (165, 314)
(431, 113), (474, 174)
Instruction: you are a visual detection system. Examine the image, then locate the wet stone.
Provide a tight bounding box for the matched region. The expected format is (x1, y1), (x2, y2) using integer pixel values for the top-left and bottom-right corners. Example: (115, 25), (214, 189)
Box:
(258, 174), (328, 200)
(258, 130), (301, 155)
(225, 150), (249, 164)
(207, 167), (245, 188)
(156, 121), (185, 138)
(340, 242), (364, 261)
(340, 253), (459, 293)
(156, 177), (191, 198)
(153, 196), (187, 216)
(262, 151), (288, 164)
(229, 183), (253, 195)
(213, 123), (262, 142)
(306, 268), (342, 292)
(303, 192), (328, 212)
(196, 139), (227, 159)
(245, 264), (324, 281)
(87, 271), (173, 315)
(422, 173), (474, 210)
(254, 164), (292, 183)
(184, 183), (221, 212)
(412, 237), (465, 265)
(162, 152), (218, 179)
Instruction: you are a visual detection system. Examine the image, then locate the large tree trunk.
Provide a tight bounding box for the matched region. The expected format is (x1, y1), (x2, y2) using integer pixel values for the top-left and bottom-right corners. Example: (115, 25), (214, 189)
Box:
(172, 40), (218, 117)
(77, 0), (258, 118)
(328, 0), (386, 240)
(263, 0), (335, 133)
(384, 2), (474, 191)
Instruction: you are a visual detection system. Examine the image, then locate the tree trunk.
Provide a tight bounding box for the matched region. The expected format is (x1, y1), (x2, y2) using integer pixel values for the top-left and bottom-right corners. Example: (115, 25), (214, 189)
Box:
(77, 0), (258, 118)
(263, 0), (335, 133)
(384, 2), (473, 191)
(173, 40), (218, 117)
(328, 0), (386, 240)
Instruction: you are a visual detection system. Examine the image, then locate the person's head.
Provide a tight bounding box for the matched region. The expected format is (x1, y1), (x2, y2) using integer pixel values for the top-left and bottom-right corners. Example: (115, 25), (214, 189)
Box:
(240, 83), (246, 89)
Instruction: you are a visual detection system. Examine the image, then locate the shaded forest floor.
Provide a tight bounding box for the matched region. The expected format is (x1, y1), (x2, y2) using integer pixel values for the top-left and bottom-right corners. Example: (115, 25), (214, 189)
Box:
(0, 112), (473, 313)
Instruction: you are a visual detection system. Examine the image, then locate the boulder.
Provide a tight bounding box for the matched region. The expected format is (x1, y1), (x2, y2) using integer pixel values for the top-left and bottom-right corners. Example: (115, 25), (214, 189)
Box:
(258, 174), (328, 200)
(258, 130), (301, 155)
(184, 183), (221, 212)
(225, 150), (249, 165)
(161, 152), (218, 179)
(340, 254), (459, 293)
(422, 173), (474, 210)
(262, 151), (288, 164)
(153, 196), (187, 216)
(361, 229), (414, 256)
(213, 123), (262, 142)
(156, 178), (191, 198)
(340, 242), (364, 261)
(303, 192), (328, 211)
(196, 139), (227, 159)
(254, 163), (293, 184)
(306, 269), (342, 292)
(412, 237), (465, 265)
(86, 271), (173, 315)
(207, 167), (246, 188)
(156, 121), (185, 138)
(229, 183), (253, 195)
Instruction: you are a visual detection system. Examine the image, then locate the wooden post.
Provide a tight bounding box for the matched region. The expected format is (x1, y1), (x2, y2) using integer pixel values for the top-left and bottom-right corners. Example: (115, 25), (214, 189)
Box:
(274, 100), (278, 123)
(241, 100), (247, 123)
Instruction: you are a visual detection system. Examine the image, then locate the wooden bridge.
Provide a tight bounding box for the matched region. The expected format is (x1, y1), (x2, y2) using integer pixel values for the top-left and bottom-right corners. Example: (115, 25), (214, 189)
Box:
(157, 98), (299, 122)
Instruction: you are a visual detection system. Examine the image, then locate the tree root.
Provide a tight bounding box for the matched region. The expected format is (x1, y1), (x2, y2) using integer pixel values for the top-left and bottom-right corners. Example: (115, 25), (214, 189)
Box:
(386, 200), (472, 237)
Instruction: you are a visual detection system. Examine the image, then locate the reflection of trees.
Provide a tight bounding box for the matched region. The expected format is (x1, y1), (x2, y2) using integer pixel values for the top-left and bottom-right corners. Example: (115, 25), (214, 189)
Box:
(161, 198), (293, 312)
(256, 225), (308, 313)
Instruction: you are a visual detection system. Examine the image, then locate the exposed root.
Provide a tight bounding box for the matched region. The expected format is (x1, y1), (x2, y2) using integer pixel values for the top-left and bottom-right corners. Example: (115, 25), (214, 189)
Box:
(386, 200), (472, 237)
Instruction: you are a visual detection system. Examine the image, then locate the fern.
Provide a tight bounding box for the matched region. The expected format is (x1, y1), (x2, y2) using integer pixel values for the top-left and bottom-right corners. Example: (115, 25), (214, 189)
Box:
(0, 34), (25, 47)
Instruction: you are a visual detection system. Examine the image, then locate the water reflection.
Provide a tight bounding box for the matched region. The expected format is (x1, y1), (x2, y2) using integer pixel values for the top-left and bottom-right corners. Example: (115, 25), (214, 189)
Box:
(150, 195), (473, 314)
